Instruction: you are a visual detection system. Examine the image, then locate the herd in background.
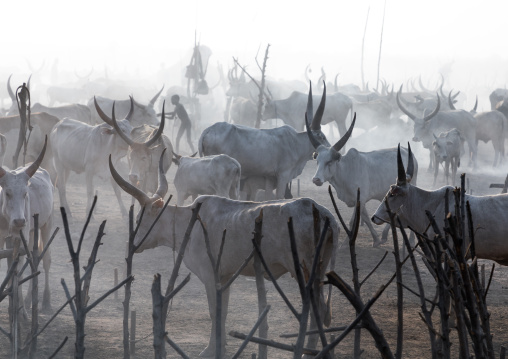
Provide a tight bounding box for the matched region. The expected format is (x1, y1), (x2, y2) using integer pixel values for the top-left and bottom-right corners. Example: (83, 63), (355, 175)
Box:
(4, 59), (508, 355)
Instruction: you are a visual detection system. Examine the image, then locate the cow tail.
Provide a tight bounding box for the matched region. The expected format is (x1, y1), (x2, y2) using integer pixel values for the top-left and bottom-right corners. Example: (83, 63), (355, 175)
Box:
(198, 127), (207, 157)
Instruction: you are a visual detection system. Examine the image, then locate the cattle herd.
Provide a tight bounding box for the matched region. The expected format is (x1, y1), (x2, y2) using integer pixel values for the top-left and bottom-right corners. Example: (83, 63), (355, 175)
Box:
(2, 60), (508, 357)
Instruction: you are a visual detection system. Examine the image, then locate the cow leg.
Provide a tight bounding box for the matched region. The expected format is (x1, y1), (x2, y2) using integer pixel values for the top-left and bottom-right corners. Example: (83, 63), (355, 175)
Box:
(201, 281), (229, 357)
(275, 176), (289, 199)
(444, 160), (450, 185)
(55, 167), (72, 217)
(427, 151), (434, 172)
(361, 204), (383, 247)
(110, 177), (128, 218)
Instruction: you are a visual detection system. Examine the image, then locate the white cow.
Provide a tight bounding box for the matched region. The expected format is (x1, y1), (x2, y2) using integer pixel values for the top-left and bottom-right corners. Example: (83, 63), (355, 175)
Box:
(307, 112), (418, 247)
(199, 85), (331, 200)
(432, 128), (463, 186)
(109, 153), (338, 357)
(50, 99), (134, 217)
(172, 153), (241, 205)
(0, 138), (54, 311)
(372, 146), (508, 266)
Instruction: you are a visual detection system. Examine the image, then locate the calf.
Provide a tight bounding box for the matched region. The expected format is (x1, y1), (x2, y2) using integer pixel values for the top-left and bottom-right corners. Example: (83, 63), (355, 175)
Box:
(432, 128), (463, 186)
(172, 153), (240, 206)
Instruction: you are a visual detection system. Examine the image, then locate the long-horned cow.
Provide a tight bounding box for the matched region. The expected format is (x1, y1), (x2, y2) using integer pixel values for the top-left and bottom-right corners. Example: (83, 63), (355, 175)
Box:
(31, 102), (92, 124)
(263, 89), (352, 137)
(199, 85), (332, 199)
(0, 138), (54, 311)
(50, 99), (135, 217)
(88, 86), (164, 126)
(110, 99), (173, 194)
(172, 152), (241, 205)
(109, 151), (338, 357)
(372, 146), (508, 266)
(306, 105), (418, 247)
(397, 87), (477, 169)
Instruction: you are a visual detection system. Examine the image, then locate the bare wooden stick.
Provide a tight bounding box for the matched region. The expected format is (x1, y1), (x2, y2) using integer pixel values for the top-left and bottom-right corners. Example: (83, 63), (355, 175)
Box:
(47, 336), (68, 359)
(231, 305), (271, 359)
(229, 331), (319, 355)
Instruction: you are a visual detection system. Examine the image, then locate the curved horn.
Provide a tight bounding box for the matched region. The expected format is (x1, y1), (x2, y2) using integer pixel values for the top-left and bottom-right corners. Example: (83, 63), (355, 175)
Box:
(334, 73), (339, 92)
(149, 85), (164, 107)
(25, 136), (47, 178)
(448, 90), (456, 110)
(312, 82), (327, 131)
(406, 142), (414, 181)
(397, 144), (407, 185)
(332, 113), (356, 152)
(305, 113), (322, 149)
(144, 101), (165, 147)
(125, 96), (135, 122)
(109, 154), (151, 206)
(153, 148), (168, 200)
(418, 75), (430, 93)
(305, 64), (311, 83)
(7, 75), (15, 101)
(94, 96), (114, 126)
(27, 74), (32, 92)
(396, 85), (417, 121)
(422, 95), (440, 122)
(439, 82), (446, 99)
(472, 95), (478, 113)
(306, 82), (314, 127)
(110, 102), (136, 147)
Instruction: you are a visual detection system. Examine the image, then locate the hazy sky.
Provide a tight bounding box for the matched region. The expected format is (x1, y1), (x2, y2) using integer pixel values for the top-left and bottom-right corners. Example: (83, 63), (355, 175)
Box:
(2, 0), (507, 106)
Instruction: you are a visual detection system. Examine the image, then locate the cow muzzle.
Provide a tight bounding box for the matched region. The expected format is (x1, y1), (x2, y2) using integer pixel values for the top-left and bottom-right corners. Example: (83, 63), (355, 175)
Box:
(371, 215), (385, 225)
(313, 177), (324, 186)
(12, 218), (26, 228)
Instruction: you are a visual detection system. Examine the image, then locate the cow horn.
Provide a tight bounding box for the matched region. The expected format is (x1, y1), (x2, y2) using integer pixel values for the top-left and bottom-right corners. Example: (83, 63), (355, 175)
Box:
(125, 96), (135, 122)
(312, 82), (326, 131)
(27, 74), (32, 92)
(422, 95), (440, 122)
(110, 102), (136, 147)
(418, 75), (430, 93)
(433, 133), (438, 140)
(397, 144), (406, 185)
(149, 85), (164, 107)
(406, 142), (414, 182)
(332, 113), (356, 152)
(109, 154), (151, 206)
(439, 82), (446, 100)
(472, 95), (478, 113)
(7, 75), (15, 101)
(396, 85), (416, 121)
(448, 90), (457, 110)
(25, 136), (47, 178)
(94, 96), (114, 126)
(305, 112), (322, 149)
(306, 82), (314, 126)
(153, 148), (168, 200)
(334, 73), (339, 92)
(144, 101), (165, 147)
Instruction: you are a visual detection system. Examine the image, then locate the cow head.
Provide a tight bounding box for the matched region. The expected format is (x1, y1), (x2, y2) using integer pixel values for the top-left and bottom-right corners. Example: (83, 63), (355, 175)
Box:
(94, 96), (135, 153)
(0, 136), (46, 233)
(110, 99), (166, 189)
(109, 149), (168, 252)
(130, 87), (164, 126)
(371, 144), (415, 225)
(432, 133), (452, 162)
(306, 82), (355, 186)
(396, 86), (440, 145)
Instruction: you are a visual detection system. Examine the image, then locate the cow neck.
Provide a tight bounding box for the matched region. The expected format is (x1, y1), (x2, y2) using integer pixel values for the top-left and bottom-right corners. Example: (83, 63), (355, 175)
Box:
(400, 184), (454, 234)
(166, 204), (193, 252)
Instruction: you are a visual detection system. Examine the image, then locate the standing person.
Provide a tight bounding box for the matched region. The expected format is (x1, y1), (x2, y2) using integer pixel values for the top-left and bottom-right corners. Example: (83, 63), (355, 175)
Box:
(168, 94), (195, 153)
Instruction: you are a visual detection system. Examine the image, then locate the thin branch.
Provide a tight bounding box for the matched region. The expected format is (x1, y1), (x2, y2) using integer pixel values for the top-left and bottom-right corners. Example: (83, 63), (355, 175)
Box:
(231, 305), (271, 359)
(163, 273), (191, 305)
(77, 195), (98, 255)
(47, 336), (68, 359)
(86, 275), (133, 314)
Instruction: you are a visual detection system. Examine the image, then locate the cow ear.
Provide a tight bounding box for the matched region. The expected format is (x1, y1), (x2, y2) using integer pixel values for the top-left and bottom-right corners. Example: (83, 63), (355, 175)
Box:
(101, 127), (114, 135)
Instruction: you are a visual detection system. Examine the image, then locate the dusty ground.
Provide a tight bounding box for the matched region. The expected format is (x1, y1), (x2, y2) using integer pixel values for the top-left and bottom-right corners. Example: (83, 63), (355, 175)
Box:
(1, 140), (508, 358)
